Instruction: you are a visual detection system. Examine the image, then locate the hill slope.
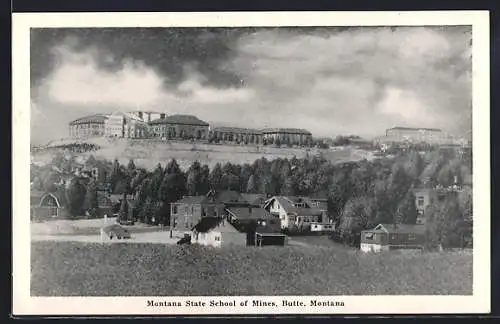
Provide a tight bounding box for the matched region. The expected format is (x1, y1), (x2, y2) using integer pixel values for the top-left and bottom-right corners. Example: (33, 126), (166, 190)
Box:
(32, 137), (374, 170)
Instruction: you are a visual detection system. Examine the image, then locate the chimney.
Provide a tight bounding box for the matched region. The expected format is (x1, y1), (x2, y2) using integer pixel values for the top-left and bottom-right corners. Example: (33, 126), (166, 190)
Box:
(160, 113), (166, 119)
(453, 175), (458, 185)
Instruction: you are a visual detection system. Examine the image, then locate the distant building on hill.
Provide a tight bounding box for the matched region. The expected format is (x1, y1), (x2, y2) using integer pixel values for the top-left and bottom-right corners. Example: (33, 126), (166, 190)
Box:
(385, 126), (445, 143)
(148, 114), (209, 140)
(105, 111), (149, 138)
(127, 110), (164, 123)
(261, 128), (312, 146)
(68, 114), (109, 139)
(209, 126), (263, 144)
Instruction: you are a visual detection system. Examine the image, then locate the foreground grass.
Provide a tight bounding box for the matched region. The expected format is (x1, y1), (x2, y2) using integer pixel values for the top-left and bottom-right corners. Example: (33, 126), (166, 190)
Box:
(31, 242), (472, 296)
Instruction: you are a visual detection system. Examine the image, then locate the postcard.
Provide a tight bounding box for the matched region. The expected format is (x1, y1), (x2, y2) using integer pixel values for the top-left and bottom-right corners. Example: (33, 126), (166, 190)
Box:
(12, 11), (490, 315)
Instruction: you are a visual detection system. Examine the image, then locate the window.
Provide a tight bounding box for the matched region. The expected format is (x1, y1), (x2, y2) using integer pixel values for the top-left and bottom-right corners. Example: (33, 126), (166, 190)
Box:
(408, 233), (416, 241)
(365, 232), (373, 240)
(417, 196), (425, 207)
(215, 236), (221, 241)
(173, 205), (178, 214)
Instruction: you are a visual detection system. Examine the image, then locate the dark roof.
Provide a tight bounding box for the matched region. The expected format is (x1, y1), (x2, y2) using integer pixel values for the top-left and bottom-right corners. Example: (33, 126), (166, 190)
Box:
(149, 114), (209, 126)
(192, 217), (239, 233)
(240, 193), (267, 206)
(387, 126), (443, 132)
(265, 196), (323, 216)
(205, 190), (247, 204)
(173, 195), (206, 205)
(261, 128), (312, 135)
(174, 190), (249, 206)
(226, 207), (273, 220)
(69, 114), (109, 126)
(365, 223), (426, 235)
(212, 126), (262, 134)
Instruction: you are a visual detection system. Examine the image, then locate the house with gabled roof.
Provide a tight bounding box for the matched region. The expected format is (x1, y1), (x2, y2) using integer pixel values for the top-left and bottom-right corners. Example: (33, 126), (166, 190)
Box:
(240, 193), (268, 207)
(263, 196), (323, 232)
(360, 223), (426, 253)
(169, 190), (250, 234)
(30, 190), (70, 221)
(190, 217), (246, 248)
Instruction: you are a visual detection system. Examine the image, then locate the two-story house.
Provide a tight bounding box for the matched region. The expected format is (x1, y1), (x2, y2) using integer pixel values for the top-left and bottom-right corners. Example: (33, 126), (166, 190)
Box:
(263, 196), (323, 232)
(169, 190), (250, 233)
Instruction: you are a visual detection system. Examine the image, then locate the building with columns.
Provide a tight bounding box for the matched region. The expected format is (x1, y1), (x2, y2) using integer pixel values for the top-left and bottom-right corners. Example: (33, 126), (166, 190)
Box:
(209, 126), (263, 144)
(104, 111), (149, 139)
(148, 114), (209, 140)
(261, 128), (313, 146)
(68, 114), (109, 139)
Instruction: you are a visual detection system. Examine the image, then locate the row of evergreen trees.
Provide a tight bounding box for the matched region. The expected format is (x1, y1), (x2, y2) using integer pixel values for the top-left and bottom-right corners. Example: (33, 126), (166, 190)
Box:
(34, 146), (472, 248)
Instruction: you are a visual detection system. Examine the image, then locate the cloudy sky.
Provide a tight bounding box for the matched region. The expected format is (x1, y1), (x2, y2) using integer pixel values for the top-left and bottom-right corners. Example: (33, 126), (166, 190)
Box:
(30, 26), (472, 145)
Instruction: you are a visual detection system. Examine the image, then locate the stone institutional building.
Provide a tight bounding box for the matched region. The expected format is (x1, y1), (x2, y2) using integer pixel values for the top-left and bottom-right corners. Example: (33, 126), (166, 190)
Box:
(261, 128), (313, 146)
(385, 126), (446, 144)
(68, 114), (109, 139)
(105, 112), (149, 139)
(69, 111), (314, 145)
(209, 126), (263, 144)
(148, 114), (210, 140)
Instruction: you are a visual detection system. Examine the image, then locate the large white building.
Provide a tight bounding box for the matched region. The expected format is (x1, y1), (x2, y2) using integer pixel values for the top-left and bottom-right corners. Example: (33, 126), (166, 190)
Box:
(104, 112), (149, 138)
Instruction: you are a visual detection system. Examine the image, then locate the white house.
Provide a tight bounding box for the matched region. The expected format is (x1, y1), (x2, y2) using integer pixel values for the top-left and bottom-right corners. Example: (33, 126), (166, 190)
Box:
(263, 196), (323, 231)
(191, 217), (246, 248)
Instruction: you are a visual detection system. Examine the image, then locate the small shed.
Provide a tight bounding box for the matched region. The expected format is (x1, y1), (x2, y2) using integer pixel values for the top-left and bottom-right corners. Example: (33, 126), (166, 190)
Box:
(310, 222), (336, 234)
(255, 226), (287, 247)
(360, 223), (426, 253)
(100, 224), (132, 241)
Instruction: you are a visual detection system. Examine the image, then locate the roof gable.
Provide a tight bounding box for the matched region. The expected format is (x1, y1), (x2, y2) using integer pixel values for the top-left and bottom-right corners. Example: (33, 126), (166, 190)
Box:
(192, 217), (239, 233)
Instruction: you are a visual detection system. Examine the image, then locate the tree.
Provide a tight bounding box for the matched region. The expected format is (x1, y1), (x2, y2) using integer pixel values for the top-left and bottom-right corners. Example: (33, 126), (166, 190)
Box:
(425, 194), (465, 249)
(209, 163), (223, 191)
(395, 190), (417, 224)
(83, 180), (99, 217)
(282, 173), (298, 196)
(66, 178), (86, 216)
(118, 195), (129, 223)
(158, 159), (186, 225)
(42, 172), (59, 192)
(388, 162), (412, 211)
(404, 151), (424, 181)
(186, 161), (202, 196)
(139, 197), (155, 224)
(246, 174), (257, 193)
(338, 196), (376, 238)
(127, 159), (137, 177)
(437, 164), (455, 187)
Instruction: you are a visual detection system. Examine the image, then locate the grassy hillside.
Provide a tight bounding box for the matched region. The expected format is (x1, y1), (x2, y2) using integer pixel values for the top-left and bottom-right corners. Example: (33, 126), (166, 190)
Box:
(31, 241), (472, 296)
(32, 137), (374, 170)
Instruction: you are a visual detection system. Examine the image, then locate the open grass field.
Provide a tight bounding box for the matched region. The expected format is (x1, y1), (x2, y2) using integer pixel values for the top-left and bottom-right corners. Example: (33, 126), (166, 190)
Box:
(32, 138), (374, 170)
(31, 241), (472, 296)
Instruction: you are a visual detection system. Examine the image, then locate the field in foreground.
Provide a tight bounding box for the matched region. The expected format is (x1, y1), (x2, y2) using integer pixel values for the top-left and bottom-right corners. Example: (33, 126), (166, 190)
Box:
(31, 241), (472, 296)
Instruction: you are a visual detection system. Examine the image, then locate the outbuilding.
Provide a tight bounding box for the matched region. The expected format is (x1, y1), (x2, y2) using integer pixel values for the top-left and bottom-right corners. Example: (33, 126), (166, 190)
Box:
(360, 223), (426, 253)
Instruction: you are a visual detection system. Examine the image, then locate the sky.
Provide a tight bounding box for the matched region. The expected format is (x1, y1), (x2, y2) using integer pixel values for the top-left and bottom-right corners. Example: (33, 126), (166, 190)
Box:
(30, 26), (472, 145)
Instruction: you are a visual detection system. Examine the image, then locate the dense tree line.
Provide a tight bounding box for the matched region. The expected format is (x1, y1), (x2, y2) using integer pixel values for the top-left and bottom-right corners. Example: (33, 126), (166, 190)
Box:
(32, 145), (472, 248)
